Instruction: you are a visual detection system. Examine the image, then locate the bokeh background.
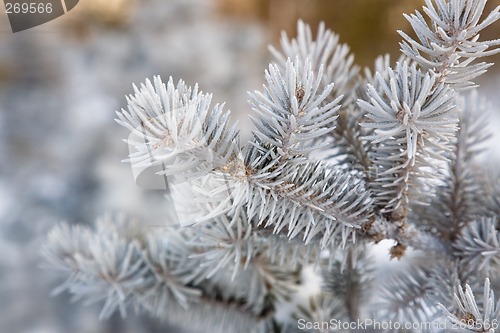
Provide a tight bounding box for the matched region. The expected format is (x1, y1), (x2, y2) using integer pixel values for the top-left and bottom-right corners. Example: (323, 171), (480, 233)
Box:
(1, 0), (499, 332)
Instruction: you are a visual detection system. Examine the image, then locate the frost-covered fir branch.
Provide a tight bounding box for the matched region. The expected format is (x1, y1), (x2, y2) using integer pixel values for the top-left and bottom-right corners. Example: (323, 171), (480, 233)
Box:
(42, 214), (299, 333)
(42, 0), (500, 332)
(399, 0), (500, 89)
(415, 92), (492, 242)
(439, 278), (500, 333)
(375, 259), (458, 327)
(453, 217), (500, 276)
(269, 20), (359, 101)
(359, 60), (458, 219)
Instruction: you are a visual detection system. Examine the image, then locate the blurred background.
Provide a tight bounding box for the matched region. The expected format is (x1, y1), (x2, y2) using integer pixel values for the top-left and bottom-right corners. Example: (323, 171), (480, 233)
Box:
(0, 0), (499, 332)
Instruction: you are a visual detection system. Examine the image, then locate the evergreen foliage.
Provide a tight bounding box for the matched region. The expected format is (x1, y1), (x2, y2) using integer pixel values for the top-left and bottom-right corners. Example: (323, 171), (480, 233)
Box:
(43, 0), (500, 332)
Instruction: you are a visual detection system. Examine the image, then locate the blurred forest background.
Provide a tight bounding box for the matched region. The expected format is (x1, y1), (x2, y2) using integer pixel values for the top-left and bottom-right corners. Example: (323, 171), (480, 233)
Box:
(0, 0), (499, 332)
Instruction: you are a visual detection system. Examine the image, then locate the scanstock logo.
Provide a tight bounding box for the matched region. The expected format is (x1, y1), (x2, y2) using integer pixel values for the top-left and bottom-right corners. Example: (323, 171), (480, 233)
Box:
(4, 0), (79, 32)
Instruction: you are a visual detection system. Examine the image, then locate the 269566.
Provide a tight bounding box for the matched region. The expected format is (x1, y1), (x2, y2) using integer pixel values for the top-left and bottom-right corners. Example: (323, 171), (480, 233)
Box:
(5, 2), (53, 14)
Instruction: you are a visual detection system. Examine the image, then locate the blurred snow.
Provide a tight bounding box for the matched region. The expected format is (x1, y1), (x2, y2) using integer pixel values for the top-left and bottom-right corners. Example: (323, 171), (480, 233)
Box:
(0, 1), (265, 332)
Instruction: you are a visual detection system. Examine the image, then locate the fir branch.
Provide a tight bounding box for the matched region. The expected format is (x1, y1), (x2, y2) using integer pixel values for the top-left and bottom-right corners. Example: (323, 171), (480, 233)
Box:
(433, 92), (491, 241)
(187, 211), (304, 307)
(256, 228), (320, 269)
(292, 294), (347, 333)
(249, 58), (341, 158)
(269, 20), (359, 100)
(43, 216), (165, 320)
(439, 278), (500, 333)
(41, 215), (279, 332)
(116, 76), (240, 179)
(268, 22), (370, 185)
(241, 146), (374, 248)
(188, 213), (257, 281)
(41, 1), (500, 331)
(374, 260), (457, 327)
(453, 217), (500, 275)
(321, 246), (373, 321)
(328, 104), (373, 180)
(359, 60), (458, 219)
(169, 144), (373, 250)
(269, 21), (374, 181)
(362, 54), (393, 95)
(328, 54), (401, 183)
(399, 0), (500, 89)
